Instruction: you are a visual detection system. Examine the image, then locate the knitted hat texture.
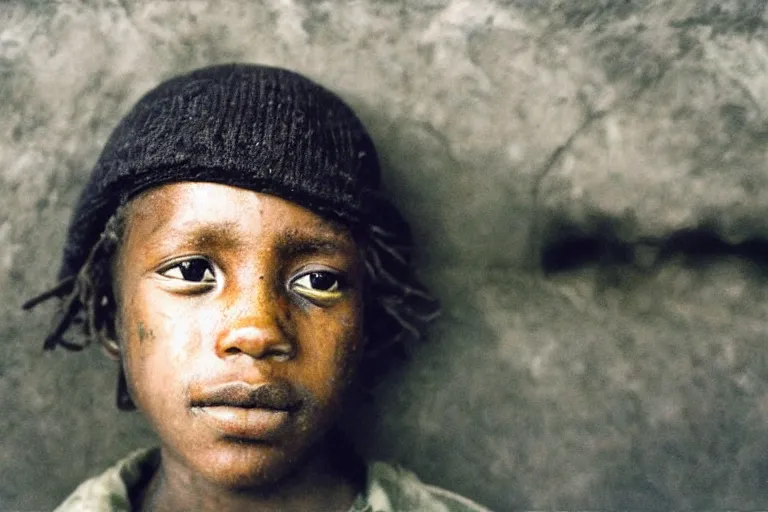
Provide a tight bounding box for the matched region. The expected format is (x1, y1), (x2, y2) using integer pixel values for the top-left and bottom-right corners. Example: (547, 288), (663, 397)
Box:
(60, 63), (402, 280)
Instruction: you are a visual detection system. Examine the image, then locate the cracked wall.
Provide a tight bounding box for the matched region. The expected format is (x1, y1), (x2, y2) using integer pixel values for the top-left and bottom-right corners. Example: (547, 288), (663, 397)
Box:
(3, 1), (768, 509)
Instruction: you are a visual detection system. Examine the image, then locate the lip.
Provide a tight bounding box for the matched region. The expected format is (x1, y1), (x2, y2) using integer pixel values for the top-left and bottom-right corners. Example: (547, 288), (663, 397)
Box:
(189, 381), (301, 440)
(189, 381), (301, 410)
(193, 406), (291, 439)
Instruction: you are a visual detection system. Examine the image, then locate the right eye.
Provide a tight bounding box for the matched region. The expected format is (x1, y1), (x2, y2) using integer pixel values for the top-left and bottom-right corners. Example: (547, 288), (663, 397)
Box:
(159, 258), (216, 283)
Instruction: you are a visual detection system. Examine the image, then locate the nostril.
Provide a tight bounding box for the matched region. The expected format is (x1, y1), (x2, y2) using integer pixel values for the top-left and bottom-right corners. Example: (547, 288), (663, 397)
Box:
(268, 349), (292, 362)
(264, 343), (295, 361)
(216, 325), (295, 361)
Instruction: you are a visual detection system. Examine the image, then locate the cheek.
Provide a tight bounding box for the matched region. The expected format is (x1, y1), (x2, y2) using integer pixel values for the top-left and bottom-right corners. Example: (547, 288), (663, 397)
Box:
(334, 309), (365, 378)
(116, 285), (206, 402)
(298, 303), (365, 402)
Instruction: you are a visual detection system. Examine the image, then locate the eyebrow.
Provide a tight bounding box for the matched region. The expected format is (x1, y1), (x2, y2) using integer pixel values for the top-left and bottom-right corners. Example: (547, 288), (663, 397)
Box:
(153, 221), (245, 252)
(274, 228), (355, 260)
(148, 221), (354, 258)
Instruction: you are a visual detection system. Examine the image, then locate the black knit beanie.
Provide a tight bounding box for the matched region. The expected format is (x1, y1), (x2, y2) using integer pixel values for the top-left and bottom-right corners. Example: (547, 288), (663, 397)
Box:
(60, 63), (398, 280)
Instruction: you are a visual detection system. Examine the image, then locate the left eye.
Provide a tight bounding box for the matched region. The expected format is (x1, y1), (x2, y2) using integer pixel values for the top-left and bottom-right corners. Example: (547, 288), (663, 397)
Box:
(290, 271), (345, 304)
(292, 272), (340, 292)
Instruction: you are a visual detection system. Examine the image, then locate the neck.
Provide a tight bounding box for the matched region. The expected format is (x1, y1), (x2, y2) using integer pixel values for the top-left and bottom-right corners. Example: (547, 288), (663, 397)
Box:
(138, 435), (363, 512)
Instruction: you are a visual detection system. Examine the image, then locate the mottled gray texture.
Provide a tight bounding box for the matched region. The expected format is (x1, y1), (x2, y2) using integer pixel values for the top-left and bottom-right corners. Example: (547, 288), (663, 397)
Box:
(3, 1), (768, 509)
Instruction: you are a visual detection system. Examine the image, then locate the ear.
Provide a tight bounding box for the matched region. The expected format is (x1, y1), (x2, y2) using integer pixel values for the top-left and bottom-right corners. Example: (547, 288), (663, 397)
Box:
(101, 301), (122, 360)
(116, 364), (136, 411)
(101, 338), (121, 360)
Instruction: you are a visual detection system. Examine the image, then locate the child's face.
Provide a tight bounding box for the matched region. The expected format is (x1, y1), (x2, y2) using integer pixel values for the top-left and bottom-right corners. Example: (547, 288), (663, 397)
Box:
(113, 182), (365, 488)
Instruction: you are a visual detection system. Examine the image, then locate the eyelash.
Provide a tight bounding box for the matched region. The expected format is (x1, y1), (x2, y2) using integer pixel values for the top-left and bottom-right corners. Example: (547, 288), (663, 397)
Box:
(157, 257), (346, 304)
(159, 257), (217, 283)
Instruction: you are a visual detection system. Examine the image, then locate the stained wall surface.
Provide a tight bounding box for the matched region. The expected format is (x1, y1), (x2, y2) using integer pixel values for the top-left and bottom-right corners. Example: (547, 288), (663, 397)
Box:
(3, 1), (768, 509)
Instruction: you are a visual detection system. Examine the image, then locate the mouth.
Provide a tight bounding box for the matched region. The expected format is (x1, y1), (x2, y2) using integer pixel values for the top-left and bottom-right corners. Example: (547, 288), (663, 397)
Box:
(190, 381), (301, 410)
(189, 381), (301, 439)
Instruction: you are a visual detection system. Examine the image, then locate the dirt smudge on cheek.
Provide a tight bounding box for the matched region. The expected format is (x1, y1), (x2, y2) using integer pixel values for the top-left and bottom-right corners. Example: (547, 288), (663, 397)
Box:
(136, 321), (155, 344)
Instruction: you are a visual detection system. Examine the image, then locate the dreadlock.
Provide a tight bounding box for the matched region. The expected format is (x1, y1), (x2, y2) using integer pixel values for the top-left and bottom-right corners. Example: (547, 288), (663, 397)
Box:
(24, 207), (439, 409)
(23, 208), (125, 350)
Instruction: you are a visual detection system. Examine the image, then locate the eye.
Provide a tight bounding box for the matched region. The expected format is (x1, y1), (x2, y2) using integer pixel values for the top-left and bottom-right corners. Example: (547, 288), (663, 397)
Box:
(295, 272), (339, 292)
(290, 271), (343, 303)
(159, 258), (216, 283)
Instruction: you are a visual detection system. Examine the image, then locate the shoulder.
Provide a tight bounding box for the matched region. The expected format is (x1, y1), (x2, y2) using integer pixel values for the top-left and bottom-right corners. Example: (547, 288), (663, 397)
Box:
(356, 460), (492, 512)
(54, 447), (160, 512)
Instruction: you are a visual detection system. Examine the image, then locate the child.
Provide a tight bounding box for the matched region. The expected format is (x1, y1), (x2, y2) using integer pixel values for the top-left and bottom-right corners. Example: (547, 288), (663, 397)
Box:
(25, 64), (489, 511)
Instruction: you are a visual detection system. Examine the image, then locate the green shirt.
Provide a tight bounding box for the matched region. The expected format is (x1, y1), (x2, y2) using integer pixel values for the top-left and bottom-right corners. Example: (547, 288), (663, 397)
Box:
(55, 448), (491, 512)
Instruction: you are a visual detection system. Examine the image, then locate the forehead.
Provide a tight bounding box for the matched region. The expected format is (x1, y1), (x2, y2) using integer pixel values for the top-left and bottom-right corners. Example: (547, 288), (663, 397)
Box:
(122, 182), (355, 247)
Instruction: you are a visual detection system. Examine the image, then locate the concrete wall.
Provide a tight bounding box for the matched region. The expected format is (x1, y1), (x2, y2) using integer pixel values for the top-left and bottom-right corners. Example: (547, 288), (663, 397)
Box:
(3, 1), (768, 509)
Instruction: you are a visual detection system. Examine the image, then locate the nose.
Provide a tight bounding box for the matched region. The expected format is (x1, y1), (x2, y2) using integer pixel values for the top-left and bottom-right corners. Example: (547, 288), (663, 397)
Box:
(217, 325), (294, 361)
(215, 284), (295, 362)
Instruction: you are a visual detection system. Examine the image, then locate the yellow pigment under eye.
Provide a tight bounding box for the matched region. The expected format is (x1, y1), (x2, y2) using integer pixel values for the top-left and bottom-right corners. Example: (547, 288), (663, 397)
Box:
(292, 285), (343, 303)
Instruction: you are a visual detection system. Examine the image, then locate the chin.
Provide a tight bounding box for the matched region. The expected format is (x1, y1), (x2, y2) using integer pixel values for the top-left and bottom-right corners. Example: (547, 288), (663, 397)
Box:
(198, 442), (307, 491)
